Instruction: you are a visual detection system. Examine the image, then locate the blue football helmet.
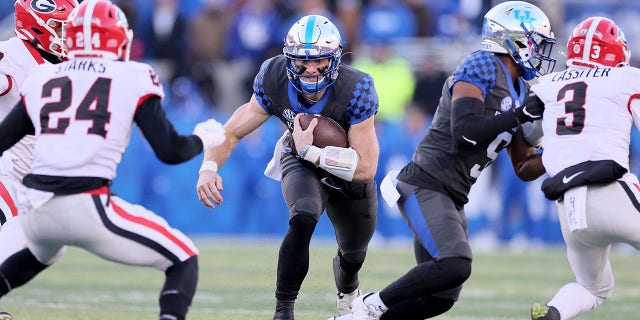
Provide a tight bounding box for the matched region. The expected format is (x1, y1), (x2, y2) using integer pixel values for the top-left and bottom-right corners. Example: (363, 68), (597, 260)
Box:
(481, 1), (556, 80)
(283, 15), (343, 94)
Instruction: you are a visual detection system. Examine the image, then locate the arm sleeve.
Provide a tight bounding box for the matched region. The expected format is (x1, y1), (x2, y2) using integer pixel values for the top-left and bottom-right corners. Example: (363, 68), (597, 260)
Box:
(0, 98), (33, 155)
(133, 97), (203, 164)
(451, 97), (519, 145)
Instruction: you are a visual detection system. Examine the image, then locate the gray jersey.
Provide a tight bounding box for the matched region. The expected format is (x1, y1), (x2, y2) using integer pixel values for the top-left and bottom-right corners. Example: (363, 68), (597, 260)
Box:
(399, 51), (529, 205)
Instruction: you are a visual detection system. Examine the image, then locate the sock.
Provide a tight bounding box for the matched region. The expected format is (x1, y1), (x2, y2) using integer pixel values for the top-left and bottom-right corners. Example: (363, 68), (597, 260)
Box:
(364, 291), (388, 311)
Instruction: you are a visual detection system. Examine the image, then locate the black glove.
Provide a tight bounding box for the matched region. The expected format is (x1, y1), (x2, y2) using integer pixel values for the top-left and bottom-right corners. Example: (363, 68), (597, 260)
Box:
(513, 92), (544, 123)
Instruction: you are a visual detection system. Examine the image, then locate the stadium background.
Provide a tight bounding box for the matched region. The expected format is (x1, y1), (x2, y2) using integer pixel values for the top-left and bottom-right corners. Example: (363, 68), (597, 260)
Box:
(1, 0), (639, 246)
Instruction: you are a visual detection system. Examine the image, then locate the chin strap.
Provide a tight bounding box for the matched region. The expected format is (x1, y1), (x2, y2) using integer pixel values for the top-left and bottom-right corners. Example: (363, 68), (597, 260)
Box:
(300, 145), (358, 181)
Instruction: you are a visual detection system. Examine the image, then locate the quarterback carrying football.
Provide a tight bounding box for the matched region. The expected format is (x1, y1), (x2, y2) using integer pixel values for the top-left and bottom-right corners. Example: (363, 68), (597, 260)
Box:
(196, 14), (380, 319)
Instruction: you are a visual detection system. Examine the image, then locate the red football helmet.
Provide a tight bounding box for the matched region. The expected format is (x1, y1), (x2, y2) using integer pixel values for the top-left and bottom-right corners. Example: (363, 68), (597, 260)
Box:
(566, 16), (630, 68)
(14, 0), (79, 59)
(64, 0), (133, 61)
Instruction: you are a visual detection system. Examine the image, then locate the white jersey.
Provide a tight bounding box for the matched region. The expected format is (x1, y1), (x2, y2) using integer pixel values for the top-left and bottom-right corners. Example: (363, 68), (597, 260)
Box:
(0, 37), (47, 181)
(20, 58), (164, 180)
(532, 66), (640, 320)
(532, 66), (640, 181)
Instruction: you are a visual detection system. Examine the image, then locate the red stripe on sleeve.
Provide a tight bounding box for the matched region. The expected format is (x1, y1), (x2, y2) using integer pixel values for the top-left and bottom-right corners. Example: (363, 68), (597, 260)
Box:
(110, 199), (196, 257)
(0, 182), (18, 217)
(135, 94), (160, 113)
(0, 75), (12, 96)
(627, 94), (640, 115)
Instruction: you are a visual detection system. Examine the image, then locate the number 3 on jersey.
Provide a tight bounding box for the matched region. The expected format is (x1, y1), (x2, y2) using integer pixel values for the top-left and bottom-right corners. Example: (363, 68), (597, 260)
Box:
(40, 76), (111, 138)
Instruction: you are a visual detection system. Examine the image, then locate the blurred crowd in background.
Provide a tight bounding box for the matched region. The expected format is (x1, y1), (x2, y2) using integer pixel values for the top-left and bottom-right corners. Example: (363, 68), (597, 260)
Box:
(1, 0), (640, 246)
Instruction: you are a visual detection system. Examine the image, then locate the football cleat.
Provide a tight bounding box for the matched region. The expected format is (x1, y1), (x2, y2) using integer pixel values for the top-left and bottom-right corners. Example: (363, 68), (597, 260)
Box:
(273, 300), (294, 320)
(351, 293), (385, 320)
(0, 312), (13, 320)
(337, 287), (362, 315)
(531, 303), (560, 320)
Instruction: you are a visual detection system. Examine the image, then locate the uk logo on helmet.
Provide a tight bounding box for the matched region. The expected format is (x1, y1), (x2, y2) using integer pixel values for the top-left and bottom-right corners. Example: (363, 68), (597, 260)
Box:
(513, 10), (535, 25)
(31, 0), (56, 13)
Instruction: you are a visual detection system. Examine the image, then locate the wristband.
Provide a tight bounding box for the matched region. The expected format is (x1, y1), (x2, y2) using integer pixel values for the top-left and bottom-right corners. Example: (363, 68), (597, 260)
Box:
(298, 144), (312, 158)
(199, 160), (218, 174)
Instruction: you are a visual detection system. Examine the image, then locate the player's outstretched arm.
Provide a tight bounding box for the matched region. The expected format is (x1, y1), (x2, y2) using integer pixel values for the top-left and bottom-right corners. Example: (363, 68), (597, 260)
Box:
(196, 94), (270, 208)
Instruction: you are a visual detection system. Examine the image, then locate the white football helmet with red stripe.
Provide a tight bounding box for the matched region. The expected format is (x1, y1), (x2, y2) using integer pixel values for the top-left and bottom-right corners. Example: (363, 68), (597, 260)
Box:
(566, 16), (630, 68)
(64, 0), (133, 61)
(14, 0), (79, 59)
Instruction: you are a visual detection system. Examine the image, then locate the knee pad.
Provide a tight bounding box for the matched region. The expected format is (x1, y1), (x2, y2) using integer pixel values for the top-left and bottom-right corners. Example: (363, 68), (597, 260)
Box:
(437, 257), (472, 286)
(289, 197), (322, 219)
(160, 256), (198, 320)
(336, 250), (366, 274)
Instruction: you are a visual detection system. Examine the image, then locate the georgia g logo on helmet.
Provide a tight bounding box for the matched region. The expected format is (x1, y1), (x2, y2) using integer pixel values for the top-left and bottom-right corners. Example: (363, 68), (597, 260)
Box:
(31, 0), (57, 13)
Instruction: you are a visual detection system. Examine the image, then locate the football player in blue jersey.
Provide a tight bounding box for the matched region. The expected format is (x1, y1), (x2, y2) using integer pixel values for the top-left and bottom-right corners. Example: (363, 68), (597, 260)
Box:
(195, 15), (380, 320)
(330, 2), (556, 320)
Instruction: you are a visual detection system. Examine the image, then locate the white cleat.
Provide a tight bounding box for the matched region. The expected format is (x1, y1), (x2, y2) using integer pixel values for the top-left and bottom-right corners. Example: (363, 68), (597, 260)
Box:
(351, 293), (385, 320)
(337, 287), (362, 315)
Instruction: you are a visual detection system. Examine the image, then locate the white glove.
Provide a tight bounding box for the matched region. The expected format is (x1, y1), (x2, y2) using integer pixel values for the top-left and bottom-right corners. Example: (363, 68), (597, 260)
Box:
(0, 152), (17, 177)
(522, 119), (544, 149)
(193, 119), (226, 148)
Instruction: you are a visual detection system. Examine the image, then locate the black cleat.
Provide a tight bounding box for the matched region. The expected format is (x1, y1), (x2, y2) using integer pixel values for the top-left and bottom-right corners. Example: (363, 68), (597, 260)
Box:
(531, 303), (560, 320)
(273, 300), (294, 320)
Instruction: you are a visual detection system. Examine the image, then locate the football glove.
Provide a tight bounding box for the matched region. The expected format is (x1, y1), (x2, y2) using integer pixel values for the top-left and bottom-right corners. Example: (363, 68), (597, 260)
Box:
(193, 119), (226, 148)
(514, 93), (545, 123)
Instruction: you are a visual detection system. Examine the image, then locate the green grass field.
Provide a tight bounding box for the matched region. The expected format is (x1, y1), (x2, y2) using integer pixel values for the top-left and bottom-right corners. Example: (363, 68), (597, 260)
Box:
(2, 237), (639, 319)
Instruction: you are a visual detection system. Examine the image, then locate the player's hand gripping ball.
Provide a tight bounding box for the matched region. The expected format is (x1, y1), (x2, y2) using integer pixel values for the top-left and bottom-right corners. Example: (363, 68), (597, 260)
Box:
(299, 114), (348, 148)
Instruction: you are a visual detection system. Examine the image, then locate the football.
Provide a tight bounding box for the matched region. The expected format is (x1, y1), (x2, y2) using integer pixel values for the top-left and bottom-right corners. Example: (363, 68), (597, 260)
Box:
(299, 113), (349, 148)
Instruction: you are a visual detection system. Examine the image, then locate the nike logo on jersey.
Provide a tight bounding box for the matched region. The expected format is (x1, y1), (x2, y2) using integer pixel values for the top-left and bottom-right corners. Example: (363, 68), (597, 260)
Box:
(462, 136), (477, 146)
(562, 171), (585, 184)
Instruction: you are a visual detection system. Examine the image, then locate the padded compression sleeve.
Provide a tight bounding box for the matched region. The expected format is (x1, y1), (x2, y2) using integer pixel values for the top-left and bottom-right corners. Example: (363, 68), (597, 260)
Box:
(134, 97), (203, 164)
(451, 97), (519, 145)
(0, 99), (34, 155)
